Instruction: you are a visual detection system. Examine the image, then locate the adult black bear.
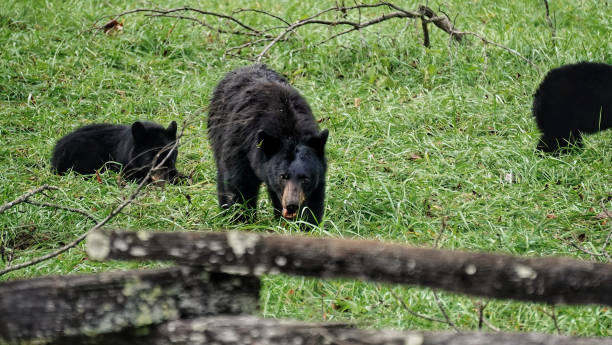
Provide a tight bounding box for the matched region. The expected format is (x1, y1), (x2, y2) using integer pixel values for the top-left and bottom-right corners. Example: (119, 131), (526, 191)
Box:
(51, 121), (178, 183)
(208, 64), (329, 225)
(532, 62), (612, 153)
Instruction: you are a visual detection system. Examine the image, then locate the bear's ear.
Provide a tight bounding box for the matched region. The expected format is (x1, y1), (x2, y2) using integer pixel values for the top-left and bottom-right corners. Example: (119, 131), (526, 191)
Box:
(257, 130), (281, 157)
(306, 129), (329, 156)
(131, 122), (147, 143)
(166, 121), (177, 139)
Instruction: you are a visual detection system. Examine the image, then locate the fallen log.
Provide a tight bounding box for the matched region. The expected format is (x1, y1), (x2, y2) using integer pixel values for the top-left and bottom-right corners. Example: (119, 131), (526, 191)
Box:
(0, 266), (259, 341)
(52, 315), (609, 345)
(87, 230), (612, 306)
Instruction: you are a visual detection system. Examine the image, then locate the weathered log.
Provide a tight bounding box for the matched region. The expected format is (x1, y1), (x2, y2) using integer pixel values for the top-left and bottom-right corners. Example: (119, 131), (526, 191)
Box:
(0, 266), (259, 341)
(88, 230), (612, 306)
(51, 316), (609, 345)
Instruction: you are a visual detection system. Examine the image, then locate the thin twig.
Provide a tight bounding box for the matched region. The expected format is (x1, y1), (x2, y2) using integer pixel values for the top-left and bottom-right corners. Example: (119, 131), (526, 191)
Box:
(475, 300), (484, 331)
(452, 29), (539, 71)
(387, 287), (448, 324)
(538, 305), (561, 335)
(432, 216), (461, 333)
(434, 216), (448, 247)
(0, 185), (59, 214)
(421, 14), (430, 47)
(0, 124), (186, 277)
(24, 200), (98, 223)
(472, 300), (499, 332)
(433, 290), (461, 333)
(542, 0), (556, 38)
(567, 216), (612, 262)
(232, 8), (291, 26)
(482, 316), (501, 332)
(96, 7), (271, 38)
(224, 37), (275, 54)
(569, 242), (607, 258)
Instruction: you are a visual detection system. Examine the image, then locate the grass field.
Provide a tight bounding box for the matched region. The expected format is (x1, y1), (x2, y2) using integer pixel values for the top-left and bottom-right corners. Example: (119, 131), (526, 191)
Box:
(1, 0), (611, 337)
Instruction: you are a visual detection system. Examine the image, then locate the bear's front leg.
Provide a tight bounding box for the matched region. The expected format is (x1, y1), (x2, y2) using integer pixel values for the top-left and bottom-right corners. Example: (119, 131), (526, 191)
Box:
(302, 185), (325, 226)
(219, 167), (261, 222)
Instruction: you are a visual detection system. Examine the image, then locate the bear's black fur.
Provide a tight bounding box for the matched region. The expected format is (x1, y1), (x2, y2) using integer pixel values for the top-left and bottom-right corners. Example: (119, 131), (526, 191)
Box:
(51, 121), (178, 183)
(208, 64), (329, 225)
(532, 62), (612, 153)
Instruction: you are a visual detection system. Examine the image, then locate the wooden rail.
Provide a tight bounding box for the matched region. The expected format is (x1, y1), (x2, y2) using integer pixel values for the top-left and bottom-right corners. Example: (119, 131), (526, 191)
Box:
(87, 229), (612, 306)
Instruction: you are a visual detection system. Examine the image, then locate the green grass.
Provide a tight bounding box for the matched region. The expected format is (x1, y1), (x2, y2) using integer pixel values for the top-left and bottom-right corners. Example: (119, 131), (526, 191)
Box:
(1, 0), (611, 337)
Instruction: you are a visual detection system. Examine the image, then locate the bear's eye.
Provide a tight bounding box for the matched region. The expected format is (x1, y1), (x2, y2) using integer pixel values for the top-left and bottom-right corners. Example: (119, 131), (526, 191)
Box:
(301, 177), (310, 184)
(280, 174), (289, 180)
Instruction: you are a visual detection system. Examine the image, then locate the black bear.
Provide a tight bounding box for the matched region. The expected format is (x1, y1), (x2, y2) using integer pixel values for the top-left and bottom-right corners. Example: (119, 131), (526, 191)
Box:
(532, 62), (612, 153)
(51, 121), (178, 183)
(208, 64), (329, 225)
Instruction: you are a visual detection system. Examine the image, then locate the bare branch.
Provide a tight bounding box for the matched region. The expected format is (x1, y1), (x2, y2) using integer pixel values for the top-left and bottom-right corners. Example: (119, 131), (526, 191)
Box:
(421, 14), (430, 47)
(24, 200), (97, 223)
(432, 216), (460, 333)
(0, 185), (59, 214)
(96, 7), (271, 37)
(433, 290), (461, 333)
(387, 287), (448, 324)
(450, 29), (539, 71)
(567, 216), (612, 262)
(538, 305), (561, 335)
(232, 8), (291, 26)
(542, 0), (556, 38)
(472, 300), (500, 332)
(98, 2), (538, 70)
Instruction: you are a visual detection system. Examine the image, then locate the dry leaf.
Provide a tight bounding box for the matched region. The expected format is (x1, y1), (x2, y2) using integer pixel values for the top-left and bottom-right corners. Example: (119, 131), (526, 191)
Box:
(95, 171), (102, 184)
(354, 98), (361, 107)
(102, 19), (123, 34)
(546, 213), (557, 219)
(409, 153), (422, 160)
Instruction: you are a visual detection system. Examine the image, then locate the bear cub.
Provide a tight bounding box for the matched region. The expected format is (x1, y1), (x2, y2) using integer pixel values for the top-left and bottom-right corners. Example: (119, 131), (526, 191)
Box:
(208, 64), (329, 225)
(532, 62), (612, 153)
(51, 121), (178, 183)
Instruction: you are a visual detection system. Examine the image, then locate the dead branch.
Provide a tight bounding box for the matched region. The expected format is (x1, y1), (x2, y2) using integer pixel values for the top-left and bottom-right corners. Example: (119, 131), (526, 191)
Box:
(97, 7), (268, 37)
(97, 3), (535, 69)
(0, 122), (186, 278)
(0, 185), (58, 214)
(387, 287), (448, 324)
(421, 11), (430, 47)
(430, 216), (461, 333)
(542, 0), (556, 37)
(255, 4), (425, 61)
(88, 230), (612, 306)
(538, 305), (561, 335)
(24, 200), (97, 223)
(447, 28), (539, 71)
(419, 6), (464, 43)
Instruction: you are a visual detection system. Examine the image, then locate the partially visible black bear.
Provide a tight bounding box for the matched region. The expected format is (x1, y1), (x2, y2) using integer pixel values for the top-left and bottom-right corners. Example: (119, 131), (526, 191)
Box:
(532, 62), (612, 153)
(208, 64), (329, 225)
(51, 121), (178, 183)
